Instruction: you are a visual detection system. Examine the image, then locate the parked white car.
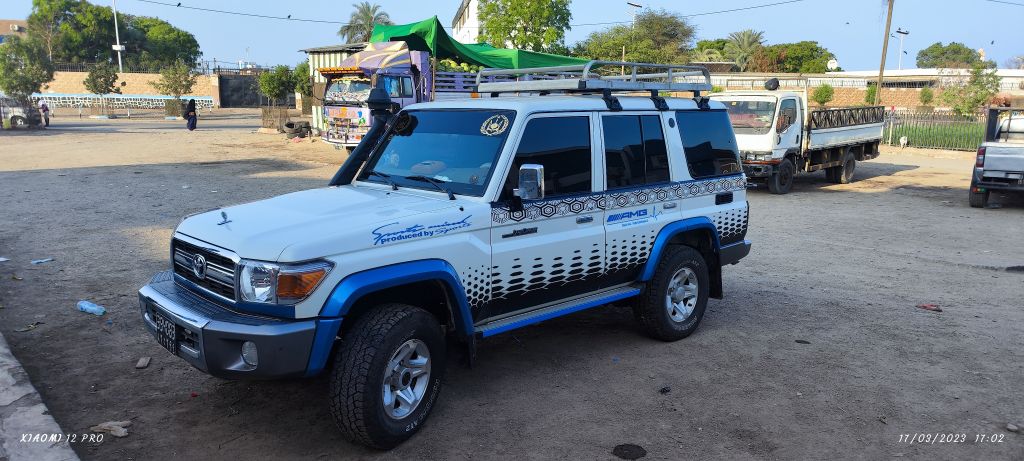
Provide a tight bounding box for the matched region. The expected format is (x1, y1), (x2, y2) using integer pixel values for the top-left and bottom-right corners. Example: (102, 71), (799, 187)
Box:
(0, 96), (40, 128)
(138, 62), (752, 449)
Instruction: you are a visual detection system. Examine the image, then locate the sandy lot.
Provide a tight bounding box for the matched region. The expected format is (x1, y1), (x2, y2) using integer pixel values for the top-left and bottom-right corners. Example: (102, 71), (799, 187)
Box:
(0, 115), (1022, 460)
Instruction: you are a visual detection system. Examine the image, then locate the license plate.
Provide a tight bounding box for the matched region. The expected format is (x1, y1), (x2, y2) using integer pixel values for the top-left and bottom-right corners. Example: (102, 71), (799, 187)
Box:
(151, 309), (178, 356)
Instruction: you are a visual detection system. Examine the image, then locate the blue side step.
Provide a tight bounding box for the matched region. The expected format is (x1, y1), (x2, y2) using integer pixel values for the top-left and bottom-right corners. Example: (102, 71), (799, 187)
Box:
(475, 285), (642, 337)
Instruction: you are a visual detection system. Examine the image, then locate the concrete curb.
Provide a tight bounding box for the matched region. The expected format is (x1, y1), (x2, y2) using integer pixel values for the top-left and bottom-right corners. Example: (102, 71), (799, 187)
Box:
(0, 333), (79, 461)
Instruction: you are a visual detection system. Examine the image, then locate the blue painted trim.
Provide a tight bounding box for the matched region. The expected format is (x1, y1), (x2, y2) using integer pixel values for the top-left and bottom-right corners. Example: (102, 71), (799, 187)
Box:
(319, 259), (474, 333)
(639, 217), (720, 282)
(305, 318), (343, 377)
(480, 288), (641, 337)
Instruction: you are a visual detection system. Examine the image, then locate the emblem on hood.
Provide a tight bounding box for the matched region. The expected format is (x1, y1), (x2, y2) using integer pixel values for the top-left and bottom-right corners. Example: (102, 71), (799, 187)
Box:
(217, 211), (232, 226)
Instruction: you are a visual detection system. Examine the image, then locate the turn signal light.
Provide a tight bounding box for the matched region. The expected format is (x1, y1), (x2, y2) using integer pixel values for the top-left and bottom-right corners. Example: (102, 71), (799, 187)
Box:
(277, 267), (329, 303)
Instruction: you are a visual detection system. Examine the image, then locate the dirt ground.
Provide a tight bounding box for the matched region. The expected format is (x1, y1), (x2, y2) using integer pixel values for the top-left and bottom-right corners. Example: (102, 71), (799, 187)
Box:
(0, 114), (1022, 460)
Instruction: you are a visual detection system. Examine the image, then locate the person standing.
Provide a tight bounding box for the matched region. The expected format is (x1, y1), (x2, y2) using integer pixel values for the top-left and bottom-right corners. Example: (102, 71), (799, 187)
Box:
(37, 99), (50, 127)
(185, 99), (197, 131)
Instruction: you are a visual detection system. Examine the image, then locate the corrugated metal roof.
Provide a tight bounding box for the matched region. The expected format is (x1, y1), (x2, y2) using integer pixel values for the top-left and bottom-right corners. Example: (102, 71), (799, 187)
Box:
(301, 43), (367, 54)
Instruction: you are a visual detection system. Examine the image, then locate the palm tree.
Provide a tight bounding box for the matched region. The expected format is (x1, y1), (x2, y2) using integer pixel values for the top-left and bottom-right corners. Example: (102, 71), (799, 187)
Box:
(690, 48), (724, 63)
(724, 29), (765, 71)
(338, 2), (393, 43)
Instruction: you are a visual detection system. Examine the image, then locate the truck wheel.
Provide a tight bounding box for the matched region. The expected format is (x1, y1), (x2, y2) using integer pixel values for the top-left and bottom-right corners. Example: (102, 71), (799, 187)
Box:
(835, 151), (856, 184)
(634, 246), (709, 341)
(329, 304), (446, 449)
(824, 166), (838, 183)
(969, 189), (989, 208)
(767, 159), (795, 194)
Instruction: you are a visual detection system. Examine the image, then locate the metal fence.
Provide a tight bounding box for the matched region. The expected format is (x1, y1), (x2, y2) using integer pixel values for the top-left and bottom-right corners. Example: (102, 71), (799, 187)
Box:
(883, 110), (986, 151)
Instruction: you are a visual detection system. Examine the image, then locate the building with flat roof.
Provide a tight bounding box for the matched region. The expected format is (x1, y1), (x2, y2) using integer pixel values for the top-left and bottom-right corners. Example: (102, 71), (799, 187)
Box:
(0, 19), (28, 45)
(451, 0), (479, 45)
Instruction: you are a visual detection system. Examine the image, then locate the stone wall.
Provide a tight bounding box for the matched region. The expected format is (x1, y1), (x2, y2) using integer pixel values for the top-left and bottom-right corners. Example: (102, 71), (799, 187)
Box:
(719, 85), (948, 109)
(39, 71), (221, 106)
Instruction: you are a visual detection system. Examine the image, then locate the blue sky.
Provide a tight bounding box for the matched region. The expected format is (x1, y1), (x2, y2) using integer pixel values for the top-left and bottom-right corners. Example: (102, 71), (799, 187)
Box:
(5, 0), (1022, 70)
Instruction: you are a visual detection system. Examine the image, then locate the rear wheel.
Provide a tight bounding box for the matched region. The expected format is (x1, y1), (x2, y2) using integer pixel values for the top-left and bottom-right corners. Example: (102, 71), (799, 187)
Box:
(11, 116), (27, 128)
(833, 151), (856, 184)
(634, 246), (710, 341)
(329, 304), (446, 449)
(767, 158), (795, 194)
(969, 188), (989, 208)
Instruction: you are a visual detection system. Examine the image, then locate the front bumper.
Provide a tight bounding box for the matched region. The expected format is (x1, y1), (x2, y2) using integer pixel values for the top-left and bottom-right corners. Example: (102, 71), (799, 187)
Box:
(742, 163), (775, 178)
(138, 271), (321, 379)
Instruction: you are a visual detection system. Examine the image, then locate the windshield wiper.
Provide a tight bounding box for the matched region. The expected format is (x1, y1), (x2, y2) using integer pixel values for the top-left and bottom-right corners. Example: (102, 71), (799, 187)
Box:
(368, 171), (398, 190)
(404, 175), (456, 200)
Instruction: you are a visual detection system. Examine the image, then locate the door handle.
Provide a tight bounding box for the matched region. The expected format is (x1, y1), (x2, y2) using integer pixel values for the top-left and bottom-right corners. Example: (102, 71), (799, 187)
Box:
(576, 216), (593, 224)
(715, 192), (734, 205)
(662, 202), (677, 209)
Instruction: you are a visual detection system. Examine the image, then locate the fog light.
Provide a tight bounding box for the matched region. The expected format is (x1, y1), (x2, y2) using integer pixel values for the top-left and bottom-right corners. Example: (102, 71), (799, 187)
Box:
(241, 341), (259, 367)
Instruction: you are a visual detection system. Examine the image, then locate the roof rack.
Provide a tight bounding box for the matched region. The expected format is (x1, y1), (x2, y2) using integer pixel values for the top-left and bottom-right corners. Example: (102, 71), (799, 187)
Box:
(475, 61), (712, 96)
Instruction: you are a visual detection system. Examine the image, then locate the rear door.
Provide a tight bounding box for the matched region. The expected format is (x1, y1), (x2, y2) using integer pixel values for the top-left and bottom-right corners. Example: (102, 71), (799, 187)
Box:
(485, 113), (605, 320)
(673, 109), (749, 247)
(600, 112), (681, 284)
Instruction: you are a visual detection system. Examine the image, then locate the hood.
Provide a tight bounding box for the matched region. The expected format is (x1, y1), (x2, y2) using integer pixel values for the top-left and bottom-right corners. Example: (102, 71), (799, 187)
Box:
(175, 186), (458, 261)
(733, 132), (777, 153)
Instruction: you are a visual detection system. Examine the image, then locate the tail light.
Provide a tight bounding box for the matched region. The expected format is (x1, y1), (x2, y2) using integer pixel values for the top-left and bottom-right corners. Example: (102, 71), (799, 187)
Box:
(976, 146), (986, 168)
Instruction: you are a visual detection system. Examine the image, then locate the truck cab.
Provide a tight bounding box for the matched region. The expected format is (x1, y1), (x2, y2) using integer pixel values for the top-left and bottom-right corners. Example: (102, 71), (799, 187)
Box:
(137, 61), (751, 449)
(711, 88), (883, 194)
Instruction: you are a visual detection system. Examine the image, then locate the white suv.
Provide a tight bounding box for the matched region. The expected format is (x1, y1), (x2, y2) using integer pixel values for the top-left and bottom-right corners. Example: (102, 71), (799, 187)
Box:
(138, 62), (751, 449)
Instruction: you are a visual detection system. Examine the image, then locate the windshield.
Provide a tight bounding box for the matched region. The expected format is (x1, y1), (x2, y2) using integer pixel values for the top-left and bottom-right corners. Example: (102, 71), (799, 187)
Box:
(720, 99), (777, 135)
(325, 76), (371, 104)
(359, 110), (517, 197)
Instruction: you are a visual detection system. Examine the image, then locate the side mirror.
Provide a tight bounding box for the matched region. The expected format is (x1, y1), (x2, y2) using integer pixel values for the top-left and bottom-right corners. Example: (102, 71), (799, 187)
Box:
(513, 164), (544, 201)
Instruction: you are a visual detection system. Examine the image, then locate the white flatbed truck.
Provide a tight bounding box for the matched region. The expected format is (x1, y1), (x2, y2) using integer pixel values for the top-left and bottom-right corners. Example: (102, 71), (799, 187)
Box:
(710, 89), (884, 194)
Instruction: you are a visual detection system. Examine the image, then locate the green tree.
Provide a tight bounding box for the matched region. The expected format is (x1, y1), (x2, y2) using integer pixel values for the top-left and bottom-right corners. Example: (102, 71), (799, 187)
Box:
(864, 85), (877, 105)
(940, 63), (1001, 115)
(150, 60), (197, 116)
(293, 61), (312, 97)
(127, 16), (201, 68)
(478, 0), (572, 52)
(811, 84), (834, 106)
(573, 9), (693, 65)
(696, 39), (728, 53)
(690, 48), (723, 62)
(0, 36), (54, 102)
(747, 41), (835, 73)
(724, 29), (764, 71)
(916, 42), (992, 69)
(919, 87), (934, 106)
(26, 0), (74, 60)
(338, 2), (392, 43)
(257, 65), (296, 106)
(83, 62), (120, 115)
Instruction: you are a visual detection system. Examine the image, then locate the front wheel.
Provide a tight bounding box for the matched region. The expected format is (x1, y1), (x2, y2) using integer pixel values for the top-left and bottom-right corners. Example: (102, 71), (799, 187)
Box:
(767, 158), (795, 194)
(634, 246), (710, 341)
(329, 304), (446, 449)
(10, 116), (27, 128)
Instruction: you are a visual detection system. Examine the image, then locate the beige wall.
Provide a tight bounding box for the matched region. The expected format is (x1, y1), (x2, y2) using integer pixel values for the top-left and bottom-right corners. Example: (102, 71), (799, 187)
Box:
(40, 71), (221, 106)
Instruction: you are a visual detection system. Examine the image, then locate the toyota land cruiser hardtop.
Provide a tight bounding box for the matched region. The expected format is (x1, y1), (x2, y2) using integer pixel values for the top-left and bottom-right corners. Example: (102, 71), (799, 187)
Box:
(138, 61), (751, 449)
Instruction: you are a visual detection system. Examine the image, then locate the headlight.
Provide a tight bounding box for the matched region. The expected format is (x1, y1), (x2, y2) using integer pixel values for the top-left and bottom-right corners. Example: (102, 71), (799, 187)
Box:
(742, 151), (774, 162)
(238, 259), (333, 305)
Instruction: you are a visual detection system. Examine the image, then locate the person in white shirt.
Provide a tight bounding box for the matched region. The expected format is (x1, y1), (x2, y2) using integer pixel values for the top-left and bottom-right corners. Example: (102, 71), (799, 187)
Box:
(37, 99), (50, 127)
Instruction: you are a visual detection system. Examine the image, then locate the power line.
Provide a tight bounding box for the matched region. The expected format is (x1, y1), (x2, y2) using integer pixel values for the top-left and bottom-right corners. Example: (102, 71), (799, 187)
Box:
(133, 0), (812, 29)
(983, 0), (1024, 5)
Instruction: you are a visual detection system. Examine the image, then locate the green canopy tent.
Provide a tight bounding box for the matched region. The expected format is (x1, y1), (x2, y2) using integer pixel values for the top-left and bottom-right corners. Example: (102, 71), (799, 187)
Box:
(369, 16), (588, 69)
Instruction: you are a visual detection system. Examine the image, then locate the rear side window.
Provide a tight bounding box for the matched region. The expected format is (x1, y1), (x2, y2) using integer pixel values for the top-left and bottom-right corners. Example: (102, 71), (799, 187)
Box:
(603, 115), (670, 189)
(502, 116), (592, 199)
(675, 110), (742, 179)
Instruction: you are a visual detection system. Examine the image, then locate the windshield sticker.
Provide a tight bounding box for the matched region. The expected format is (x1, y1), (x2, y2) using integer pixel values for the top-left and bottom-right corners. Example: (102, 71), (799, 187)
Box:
(480, 114), (510, 136)
(372, 216), (472, 245)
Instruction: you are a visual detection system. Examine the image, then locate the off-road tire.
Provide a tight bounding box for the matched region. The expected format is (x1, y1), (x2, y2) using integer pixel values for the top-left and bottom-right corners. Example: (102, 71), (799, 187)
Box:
(634, 246), (710, 341)
(767, 158), (795, 194)
(833, 151), (856, 184)
(969, 189), (989, 208)
(329, 304), (446, 450)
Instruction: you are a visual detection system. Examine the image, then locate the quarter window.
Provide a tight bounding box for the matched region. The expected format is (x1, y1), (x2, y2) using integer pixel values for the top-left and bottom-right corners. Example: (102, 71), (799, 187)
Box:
(675, 110), (742, 179)
(502, 116), (592, 199)
(603, 115), (670, 189)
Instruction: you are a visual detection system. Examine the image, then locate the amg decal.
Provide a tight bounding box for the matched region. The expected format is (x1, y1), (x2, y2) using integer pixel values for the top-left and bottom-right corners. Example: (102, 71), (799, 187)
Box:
(372, 216), (472, 245)
(607, 209), (648, 223)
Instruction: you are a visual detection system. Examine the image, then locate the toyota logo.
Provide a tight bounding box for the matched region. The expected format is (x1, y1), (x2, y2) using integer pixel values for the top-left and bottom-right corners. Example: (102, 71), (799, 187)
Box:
(192, 254), (207, 279)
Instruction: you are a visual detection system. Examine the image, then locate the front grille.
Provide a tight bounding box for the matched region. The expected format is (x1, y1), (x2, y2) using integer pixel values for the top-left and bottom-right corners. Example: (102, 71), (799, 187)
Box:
(172, 238), (236, 301)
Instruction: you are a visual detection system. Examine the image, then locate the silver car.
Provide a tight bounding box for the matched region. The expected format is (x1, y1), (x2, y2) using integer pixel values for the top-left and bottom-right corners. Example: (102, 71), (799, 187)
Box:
(0, 97), (42, 128)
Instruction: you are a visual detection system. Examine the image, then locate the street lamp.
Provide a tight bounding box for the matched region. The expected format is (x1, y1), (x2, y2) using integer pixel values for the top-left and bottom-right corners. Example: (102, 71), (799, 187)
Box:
(111, 0), (125, 72)
(893, 28), (909, 70)
(622, 2), (642, 74)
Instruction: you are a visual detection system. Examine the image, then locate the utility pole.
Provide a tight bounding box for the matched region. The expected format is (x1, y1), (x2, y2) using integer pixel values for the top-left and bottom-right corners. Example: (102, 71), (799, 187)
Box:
(874, 0), (894, 106)
(111, 0), (125, 72)
(895, 28), (909, 70)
